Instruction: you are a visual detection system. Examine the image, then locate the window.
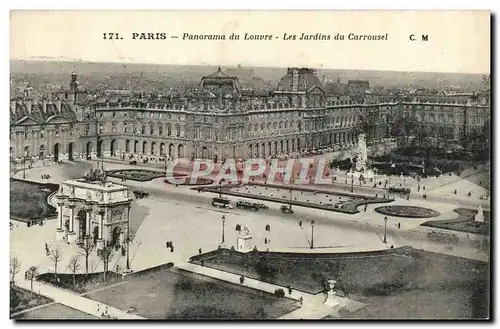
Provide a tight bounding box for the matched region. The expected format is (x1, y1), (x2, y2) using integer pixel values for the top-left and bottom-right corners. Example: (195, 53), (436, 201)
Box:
(159, 125), (163, 135)
(40, 127), (45, 139)
(167, 125), (172, 136)
(55, 126), (60, 137)
(176, 125), (181, 137)
(150, 124), (154, 135)
(141, 125), (146, 134)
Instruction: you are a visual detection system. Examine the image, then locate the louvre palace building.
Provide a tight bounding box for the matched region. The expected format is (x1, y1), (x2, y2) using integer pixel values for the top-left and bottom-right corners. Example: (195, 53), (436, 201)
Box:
(10, 68), (490, 165)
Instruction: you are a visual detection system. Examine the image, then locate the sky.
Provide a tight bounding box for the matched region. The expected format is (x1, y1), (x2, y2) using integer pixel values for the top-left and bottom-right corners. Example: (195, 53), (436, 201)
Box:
(10, 11), (491, 75)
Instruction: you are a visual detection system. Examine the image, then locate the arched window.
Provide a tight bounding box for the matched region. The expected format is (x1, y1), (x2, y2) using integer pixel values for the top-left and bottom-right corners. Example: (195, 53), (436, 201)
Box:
(158, 125), (163, 136)
(167, 124), (172, 136)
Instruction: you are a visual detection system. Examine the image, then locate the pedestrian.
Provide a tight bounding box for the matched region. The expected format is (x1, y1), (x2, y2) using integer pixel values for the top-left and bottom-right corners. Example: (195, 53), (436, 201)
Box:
(201, 260), (204, 267)
(364, 204), (367, 212)
(105, 306), (108, 315)
(264, 237), (268, 244)
(299, 220), (302, 227)
(199, 248), (202, 254)
(288, 286), (293, 295)
(423, 186), (425, 191)
(397, 222), (401, 229)
(97, 303), (100, 313)
(299, 296), (303, 306)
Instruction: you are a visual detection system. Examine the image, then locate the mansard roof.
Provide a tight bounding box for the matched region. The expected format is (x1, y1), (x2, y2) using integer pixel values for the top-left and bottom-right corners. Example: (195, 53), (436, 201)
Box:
(10, 100), (77, 126)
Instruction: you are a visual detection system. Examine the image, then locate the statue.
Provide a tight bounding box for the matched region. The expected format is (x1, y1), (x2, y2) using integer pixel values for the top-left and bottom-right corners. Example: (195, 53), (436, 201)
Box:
(241, 226), (250, 236)
(475, 204), (485, 223)
(324, 279), (340, 307)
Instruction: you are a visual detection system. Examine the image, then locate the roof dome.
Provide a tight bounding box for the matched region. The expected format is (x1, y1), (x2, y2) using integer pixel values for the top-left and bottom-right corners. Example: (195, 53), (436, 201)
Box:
(277, 68), (322, 92)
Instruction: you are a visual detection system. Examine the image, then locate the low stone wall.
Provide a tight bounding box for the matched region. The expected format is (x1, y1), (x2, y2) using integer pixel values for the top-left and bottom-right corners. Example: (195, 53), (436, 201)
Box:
(123, 262), (174, 280)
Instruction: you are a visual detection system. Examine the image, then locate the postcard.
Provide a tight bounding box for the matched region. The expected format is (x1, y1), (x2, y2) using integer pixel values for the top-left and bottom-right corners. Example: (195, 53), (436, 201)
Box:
(9, 10), (490, 320)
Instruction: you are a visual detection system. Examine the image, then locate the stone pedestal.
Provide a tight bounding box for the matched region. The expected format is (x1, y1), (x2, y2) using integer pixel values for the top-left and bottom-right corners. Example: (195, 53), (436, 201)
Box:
(67, 231), (77, 244)
(237, 228), (253, 252)
(56, 228), (65, 241)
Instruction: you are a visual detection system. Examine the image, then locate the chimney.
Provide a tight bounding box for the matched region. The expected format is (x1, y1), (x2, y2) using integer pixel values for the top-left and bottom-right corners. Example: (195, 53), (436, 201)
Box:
(26, 101), (32, 114)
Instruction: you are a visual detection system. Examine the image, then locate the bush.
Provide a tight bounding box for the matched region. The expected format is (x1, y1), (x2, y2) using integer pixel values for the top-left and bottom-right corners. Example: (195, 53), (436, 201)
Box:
(274, 288), (285, 297)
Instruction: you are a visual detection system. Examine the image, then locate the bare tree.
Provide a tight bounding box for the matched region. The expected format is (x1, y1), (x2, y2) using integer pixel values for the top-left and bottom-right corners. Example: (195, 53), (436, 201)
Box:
(67, 255), (81, 287)
(78, 238), (94, 276)
(27, 266), (38, 295)
(48, 248), (62, 282)
(98, 246), (114, 282)
(10, 257), (21, 285)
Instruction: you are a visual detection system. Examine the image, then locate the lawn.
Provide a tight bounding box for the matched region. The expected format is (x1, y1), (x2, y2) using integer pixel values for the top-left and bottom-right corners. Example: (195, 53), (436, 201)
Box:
(84, 269), (298, 319)
(10, 179), (58, 222)
(13, 303), (98, 320)
(421, 208), (490, 235)
(192, 247), (489, 319)
(10, 286), (53, 316)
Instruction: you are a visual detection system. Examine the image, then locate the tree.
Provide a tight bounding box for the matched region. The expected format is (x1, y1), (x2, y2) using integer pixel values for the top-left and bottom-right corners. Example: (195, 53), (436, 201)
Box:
(78, 237), (94, 276)
(67, 255), (81, 287)
(98, 246), (114, 282)
(27, 266), (38, 295)
(10, 257), (20, 285)
(48, 248), (62, 282)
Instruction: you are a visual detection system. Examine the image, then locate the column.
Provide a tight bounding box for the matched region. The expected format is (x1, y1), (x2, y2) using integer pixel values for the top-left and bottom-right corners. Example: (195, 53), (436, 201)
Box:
(55, 202), (65, 240)
(85, 210), (91, 238)
(67, 205), (77, 243)
(97, 209), (105, 249)
(69, 207), (74, 232)
(99, 211), (104, 239)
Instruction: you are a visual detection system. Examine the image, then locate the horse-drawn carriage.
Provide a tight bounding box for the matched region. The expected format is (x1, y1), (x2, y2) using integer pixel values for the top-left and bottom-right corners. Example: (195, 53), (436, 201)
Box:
(133, 190), (149, 199)
(280, 205), (294, 214)
(236, 200), (269, 212)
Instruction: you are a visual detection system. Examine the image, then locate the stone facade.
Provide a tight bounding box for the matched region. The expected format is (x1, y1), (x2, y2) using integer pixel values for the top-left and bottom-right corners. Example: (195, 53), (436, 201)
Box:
(10, 68), (491, 163)
(55, 179), (133, 249)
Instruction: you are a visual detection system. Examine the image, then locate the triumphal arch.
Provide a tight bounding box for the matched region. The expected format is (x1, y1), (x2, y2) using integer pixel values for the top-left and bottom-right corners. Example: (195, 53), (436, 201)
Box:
(55, 168), (133, 250)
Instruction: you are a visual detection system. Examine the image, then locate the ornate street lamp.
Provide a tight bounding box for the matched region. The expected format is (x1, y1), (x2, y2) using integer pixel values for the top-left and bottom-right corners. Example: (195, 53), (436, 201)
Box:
(23, 151), (27, 179)
(221, 215), (226, 245)
(383, 216), (388, 244)
(310, 220), (315, 249)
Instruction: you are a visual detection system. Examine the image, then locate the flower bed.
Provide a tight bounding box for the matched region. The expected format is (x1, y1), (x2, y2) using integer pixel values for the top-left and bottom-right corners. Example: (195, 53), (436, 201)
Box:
(374, 205), (440, 218)
(106, 169), (166, 182)
(421, 208), (490, 235)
